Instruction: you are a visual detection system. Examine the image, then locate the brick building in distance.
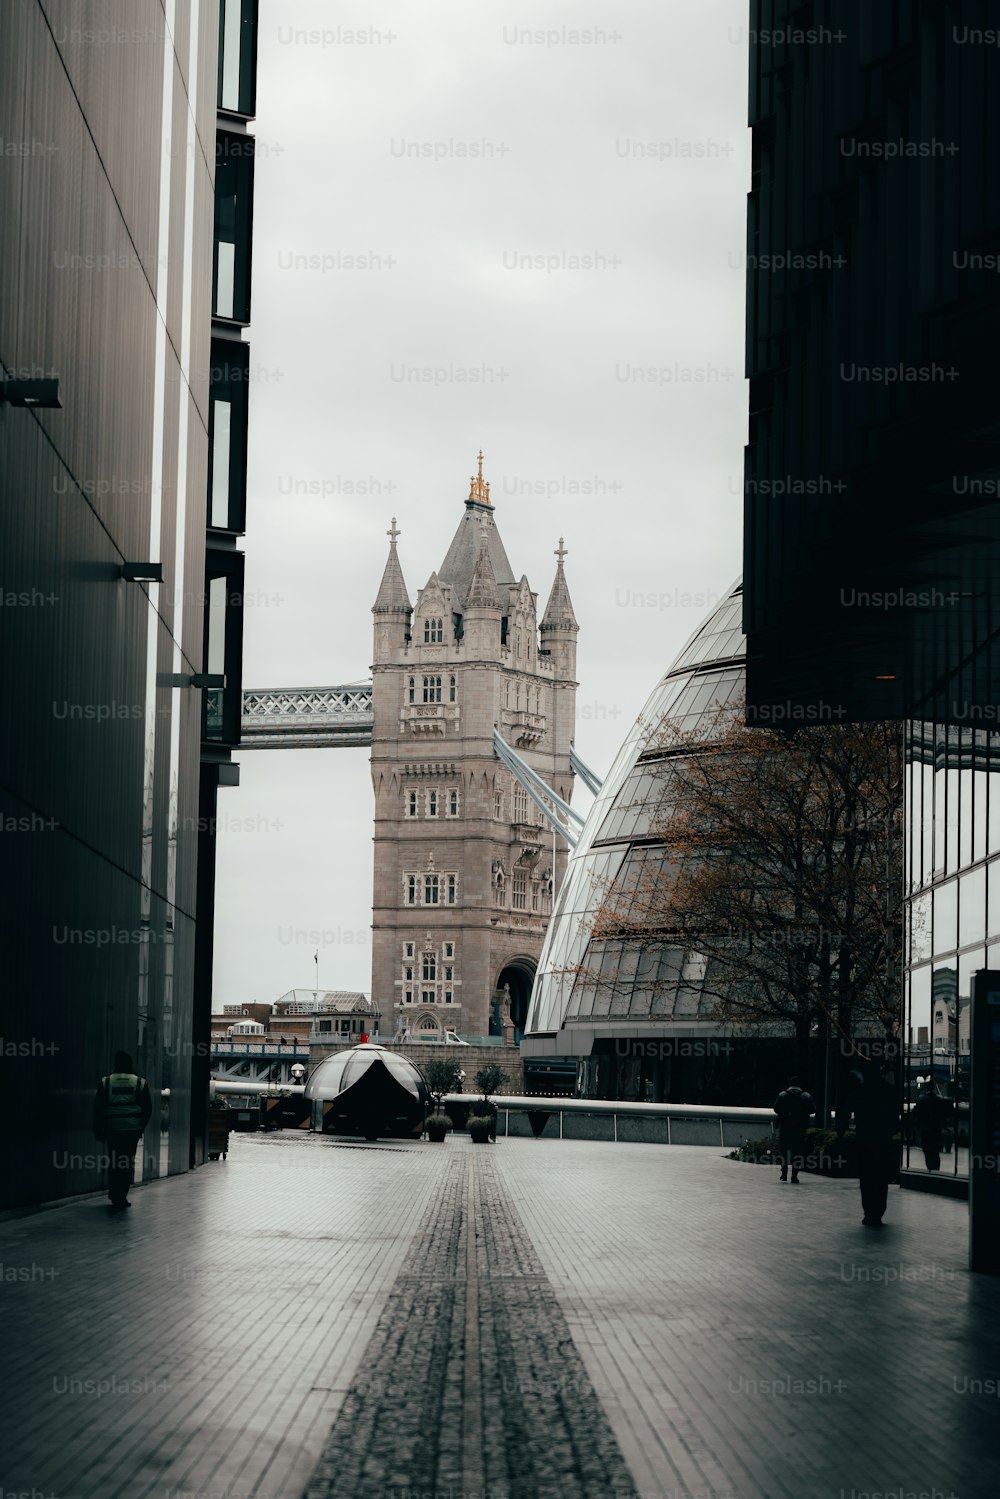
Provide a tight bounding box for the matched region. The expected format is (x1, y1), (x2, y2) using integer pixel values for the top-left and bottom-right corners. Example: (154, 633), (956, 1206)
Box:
(370, 455), (579, 1043)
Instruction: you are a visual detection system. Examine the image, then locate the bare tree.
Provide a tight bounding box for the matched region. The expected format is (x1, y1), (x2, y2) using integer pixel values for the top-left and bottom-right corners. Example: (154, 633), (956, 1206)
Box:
(581, 701), (904, 1083)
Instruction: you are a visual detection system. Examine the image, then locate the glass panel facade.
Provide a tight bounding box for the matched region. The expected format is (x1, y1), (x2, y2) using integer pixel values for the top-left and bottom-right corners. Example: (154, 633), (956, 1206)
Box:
(902, 724), (1000, 1179)
(527, 579), (745, 1036)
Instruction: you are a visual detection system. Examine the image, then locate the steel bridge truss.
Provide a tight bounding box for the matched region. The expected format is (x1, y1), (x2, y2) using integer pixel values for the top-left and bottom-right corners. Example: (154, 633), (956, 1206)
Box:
(240, 686), (374, 747)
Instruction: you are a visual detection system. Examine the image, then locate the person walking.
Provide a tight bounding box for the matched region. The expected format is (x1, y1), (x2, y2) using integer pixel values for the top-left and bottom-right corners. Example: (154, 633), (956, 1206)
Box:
(910, 1081), (953, 1173)
(843, 1066), (901, 1227)
(773, 1076), (813, 1183)
(93, 1052), (153, 1209)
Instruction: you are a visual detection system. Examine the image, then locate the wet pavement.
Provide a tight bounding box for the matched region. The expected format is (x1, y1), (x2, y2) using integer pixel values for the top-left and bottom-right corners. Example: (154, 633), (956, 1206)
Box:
(2, 1131), (999, 1499)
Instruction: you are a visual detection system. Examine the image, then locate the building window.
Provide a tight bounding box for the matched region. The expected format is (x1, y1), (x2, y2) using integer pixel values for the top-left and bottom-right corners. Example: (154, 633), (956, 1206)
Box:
(423, 953), (437, 981)
(447, 874), (457, 905)
(422, 991), (436, 1005)
(424, 617), (444, 643)
(408, 677), (416, 704)
(449, 675), (457, 702)
(407, 791), (417, 817)
(407, 876), (417, 905)
(428, 789), (438, 817)
(202, 549), (245, 746)
(445, 990), (453, 1004)
(495, 789), (504, 819)
(404, 966), (413, 982)
(425, 875), (439, 905)
(444, 942), (454, 959)
(531, 881), (540, 911)
(404, 990), (412, 1004)
(445, 966), (453, 982)
(208, 340), (249, 532)
(217, 0), (258, 117)
(318, 1019), (332, 1033)
(423, 675), (442, 703)
(513, 785), (529, 822)
(214, 132), (254, 323)
(512, 871), (527, 910)
(448, 790), (459, 817)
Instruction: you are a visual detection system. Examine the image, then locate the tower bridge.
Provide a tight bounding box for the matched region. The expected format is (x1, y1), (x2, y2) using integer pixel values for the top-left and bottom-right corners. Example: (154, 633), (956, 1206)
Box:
(232, 455), (603, 1044)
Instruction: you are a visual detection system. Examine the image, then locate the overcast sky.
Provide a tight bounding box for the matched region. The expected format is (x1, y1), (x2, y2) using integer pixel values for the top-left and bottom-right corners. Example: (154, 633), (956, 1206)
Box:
(212, 0), (751, 1008)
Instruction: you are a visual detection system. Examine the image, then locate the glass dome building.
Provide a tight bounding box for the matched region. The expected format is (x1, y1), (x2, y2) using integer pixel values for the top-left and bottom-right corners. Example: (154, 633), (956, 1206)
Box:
(522, 578), (772, 1103)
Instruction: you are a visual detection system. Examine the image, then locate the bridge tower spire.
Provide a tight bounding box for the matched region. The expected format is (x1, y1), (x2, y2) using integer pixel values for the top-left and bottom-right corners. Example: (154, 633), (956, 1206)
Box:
(372, 516), (412, 664)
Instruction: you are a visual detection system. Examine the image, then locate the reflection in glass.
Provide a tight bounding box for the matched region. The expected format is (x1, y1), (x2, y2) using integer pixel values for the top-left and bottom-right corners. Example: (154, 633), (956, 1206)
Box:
(958, 865), (986, 949)
(909, 890), (932, 965)
(933, 880), (957, 956)
(220, 0), (242, 110)
(211, 399), (232, 527)
(215, 242), (235, 320)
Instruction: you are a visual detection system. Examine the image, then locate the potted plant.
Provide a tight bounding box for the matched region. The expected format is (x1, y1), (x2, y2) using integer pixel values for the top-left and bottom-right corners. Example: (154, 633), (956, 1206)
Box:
(425, 1059), (463, 1110)
(467, 1114), (493, 1143)
(474, 1063), (506, 1142)
(425, 1113), (452, 1143)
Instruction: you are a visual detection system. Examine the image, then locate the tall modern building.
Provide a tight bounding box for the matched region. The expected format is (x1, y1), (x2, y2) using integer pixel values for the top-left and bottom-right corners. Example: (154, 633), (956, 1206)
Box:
(743, 0), (1000, 726)
(0, 0), (257, 1208)
(370, 457), (578, 1041)
(741, 1), (1000, 1182)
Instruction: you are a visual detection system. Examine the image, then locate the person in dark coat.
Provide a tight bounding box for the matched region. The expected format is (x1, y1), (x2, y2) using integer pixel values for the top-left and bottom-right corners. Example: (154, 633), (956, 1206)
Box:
(93, 1052), (153, 1208)
(843, 1066), (901, 1227)
(773, 1076), (813, 1183)
(910, 1083), (954, 1173)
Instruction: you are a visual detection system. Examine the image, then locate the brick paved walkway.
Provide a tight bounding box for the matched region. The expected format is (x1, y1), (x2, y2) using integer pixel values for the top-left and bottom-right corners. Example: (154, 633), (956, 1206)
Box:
(1, 1132), (999, 1499)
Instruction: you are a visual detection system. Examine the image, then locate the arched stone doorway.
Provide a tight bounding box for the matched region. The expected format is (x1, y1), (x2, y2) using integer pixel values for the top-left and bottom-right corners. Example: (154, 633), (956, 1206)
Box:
(493, 958), (538, 1041)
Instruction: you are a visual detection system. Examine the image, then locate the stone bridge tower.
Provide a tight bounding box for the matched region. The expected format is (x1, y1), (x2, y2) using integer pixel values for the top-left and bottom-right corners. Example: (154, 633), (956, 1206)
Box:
(370, 453), (578, 1042)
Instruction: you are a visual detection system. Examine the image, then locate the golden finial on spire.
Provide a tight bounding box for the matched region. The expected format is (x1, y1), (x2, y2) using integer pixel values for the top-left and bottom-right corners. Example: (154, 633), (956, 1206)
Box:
(468, 449), (492, 505)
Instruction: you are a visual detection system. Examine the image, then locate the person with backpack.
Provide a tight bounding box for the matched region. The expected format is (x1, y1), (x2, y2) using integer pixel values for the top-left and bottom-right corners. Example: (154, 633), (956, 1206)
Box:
(93, 1052), (153, 1208)
(773, 1076), (813, 1183)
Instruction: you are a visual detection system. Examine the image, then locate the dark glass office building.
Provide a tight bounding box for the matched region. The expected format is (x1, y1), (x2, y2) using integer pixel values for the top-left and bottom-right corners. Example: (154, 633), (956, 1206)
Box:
(742, 1), (1000, 1181)
(743, 0), (1000, 727)
(0, 1), (258, 1207)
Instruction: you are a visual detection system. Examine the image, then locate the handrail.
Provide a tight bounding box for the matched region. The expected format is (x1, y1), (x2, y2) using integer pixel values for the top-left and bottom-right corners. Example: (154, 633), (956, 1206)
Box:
(445, 1092), (775, 1120)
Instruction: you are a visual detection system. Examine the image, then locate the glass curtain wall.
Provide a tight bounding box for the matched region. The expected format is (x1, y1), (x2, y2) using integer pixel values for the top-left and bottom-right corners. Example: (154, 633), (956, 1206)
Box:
(902, 724), (1000, 1180)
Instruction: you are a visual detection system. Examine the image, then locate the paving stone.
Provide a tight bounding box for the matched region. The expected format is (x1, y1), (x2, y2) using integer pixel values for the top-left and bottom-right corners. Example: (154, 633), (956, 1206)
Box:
(2, 1132), (1000, 1499)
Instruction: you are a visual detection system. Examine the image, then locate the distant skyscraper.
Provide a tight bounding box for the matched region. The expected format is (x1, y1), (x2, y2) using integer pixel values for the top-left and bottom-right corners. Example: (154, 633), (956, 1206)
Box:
(370, 456), (578, 1040)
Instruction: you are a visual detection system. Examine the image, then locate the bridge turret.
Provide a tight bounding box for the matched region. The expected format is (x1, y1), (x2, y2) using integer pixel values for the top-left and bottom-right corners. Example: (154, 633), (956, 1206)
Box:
(372, 517), (411, 663)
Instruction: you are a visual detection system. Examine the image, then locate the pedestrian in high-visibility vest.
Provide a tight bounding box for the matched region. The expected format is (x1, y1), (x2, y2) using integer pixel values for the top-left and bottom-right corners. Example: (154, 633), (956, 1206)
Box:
(92, 1052), (153, 1209)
